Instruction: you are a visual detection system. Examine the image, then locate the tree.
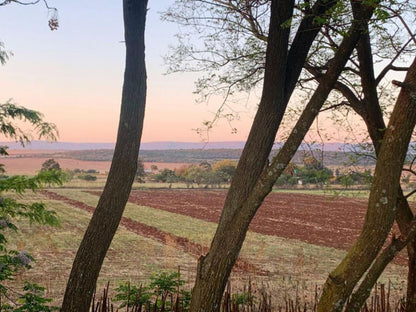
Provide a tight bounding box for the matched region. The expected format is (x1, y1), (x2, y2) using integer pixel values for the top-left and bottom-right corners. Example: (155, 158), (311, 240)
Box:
(296, 1), (416, 308)
(136, 158), (146, 183)
(318, 56), (416, 312)
(212, 159), (237, 182)
(184, 165), (207, 186)
(165, 1), (416, 310)
(0, 102), (62, 310)
(163, 0), (386, 310)
(155, 169), (179, 183)
(186, 0), (380, 310)
(41, 159), (60, 171)
(61, 0), (148, 311)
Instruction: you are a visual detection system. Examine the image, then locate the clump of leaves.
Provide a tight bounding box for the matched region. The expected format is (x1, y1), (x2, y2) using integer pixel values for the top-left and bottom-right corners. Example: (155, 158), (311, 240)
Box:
(13, 282), (59, 312)
(0, 101), (63, 311)
(114, 269), (190, 311)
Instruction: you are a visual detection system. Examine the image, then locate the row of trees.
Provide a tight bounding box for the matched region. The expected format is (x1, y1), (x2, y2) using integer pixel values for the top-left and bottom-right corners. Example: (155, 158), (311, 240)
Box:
(147, 159), (373, 189)
(139, 159), (237, 187)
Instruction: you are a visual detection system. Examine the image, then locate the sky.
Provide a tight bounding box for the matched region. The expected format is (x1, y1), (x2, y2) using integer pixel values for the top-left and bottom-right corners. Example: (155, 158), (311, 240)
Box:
(0, 0), (256, 143)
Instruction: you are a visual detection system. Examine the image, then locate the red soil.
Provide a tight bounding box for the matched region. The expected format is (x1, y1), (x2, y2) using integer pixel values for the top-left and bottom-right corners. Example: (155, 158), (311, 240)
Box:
(42, 188), (408, 267)
(124, 189), (408, 265)
(40, 190), (268, 275)
(125, 189), (368, 250)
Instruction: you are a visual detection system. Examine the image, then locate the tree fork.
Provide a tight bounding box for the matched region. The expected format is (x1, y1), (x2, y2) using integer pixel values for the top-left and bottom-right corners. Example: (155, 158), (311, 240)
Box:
(338, 25), (416, 311)
(189, 1), (373, 310)
(317, 54), (416, 312)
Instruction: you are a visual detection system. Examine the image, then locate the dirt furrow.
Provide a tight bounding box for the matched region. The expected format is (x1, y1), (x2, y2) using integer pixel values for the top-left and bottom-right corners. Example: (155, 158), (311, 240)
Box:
(40, 190), (269, 276)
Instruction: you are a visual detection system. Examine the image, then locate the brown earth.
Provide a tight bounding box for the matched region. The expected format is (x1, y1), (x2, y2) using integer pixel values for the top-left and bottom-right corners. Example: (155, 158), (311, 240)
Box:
(125, 189), (367, 250)
(43, 188), (408, 266)
(40, 190), (267, 275)
(124, 189), (408, 265)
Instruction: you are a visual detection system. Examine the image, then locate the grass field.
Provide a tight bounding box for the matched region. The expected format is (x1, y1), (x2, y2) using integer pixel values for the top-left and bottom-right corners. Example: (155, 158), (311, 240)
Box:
(5, 186), (409, 308)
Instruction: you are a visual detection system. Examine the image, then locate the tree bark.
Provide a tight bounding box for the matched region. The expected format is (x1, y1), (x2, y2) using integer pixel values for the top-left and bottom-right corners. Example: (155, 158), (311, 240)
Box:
(190, 2), (294, 309)
(346, 202), (416, 311)
(189, 1), (373, 311)
(333, 26), (416, 311)
(317, 55), (416, 312)
(355, 30), (416, 312)
(61, 1), (148, 311)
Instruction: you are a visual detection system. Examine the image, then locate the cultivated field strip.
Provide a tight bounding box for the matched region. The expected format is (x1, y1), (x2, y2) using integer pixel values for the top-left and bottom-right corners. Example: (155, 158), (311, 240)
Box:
(44, 189), (407, 289)
(7, 196), (196, 305)
(40, 190), (268, 276)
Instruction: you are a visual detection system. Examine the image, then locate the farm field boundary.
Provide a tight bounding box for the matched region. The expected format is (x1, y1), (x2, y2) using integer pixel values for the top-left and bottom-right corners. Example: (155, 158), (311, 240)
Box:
(40, 190), (267, 276)
(47, 188), (407, 285)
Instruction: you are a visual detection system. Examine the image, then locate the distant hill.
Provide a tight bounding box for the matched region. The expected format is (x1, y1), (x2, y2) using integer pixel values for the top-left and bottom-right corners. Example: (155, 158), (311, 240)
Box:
(2, 140), (347, 151)
(0, 140), (383, 166)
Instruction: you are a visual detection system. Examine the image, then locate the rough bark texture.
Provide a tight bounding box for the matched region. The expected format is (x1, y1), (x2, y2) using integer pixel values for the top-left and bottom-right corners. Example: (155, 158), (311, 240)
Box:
(61, 1), (148, 311)
(189, 1), (372, 311)
(356, 33), (416, 312)
(317, 56), (416, 312)
(335, 25), (416, 311)
(190, 2), (294, 310)
(346, 203), (416, 311)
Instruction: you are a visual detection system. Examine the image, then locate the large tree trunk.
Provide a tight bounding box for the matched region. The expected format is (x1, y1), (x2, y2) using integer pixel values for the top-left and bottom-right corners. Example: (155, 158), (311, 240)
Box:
(336, 26), (416, 311)
(189, 1), (373, 311)
(190, 1), (294, 309)
(356, 32), (416, 312)
(61, 1), (148, 311)
(317, 56), (416, 312)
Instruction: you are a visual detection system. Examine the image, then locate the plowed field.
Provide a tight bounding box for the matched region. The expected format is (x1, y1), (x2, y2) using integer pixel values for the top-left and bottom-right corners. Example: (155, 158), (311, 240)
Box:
(126, 189), (377, 250)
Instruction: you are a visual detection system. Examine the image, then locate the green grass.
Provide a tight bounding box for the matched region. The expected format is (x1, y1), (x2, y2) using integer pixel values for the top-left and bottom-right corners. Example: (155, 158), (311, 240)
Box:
(6, 195), (196, 306)
(272, 188), (371, 199)
(46, 188), (407, 301)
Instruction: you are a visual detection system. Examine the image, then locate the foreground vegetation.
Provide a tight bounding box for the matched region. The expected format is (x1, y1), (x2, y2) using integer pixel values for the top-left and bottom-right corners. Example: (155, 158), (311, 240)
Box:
(3, 187), (406, 310)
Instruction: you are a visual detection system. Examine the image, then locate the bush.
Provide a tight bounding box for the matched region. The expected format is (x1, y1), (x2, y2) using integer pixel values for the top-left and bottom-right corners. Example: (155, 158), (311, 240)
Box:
(113, 270), (189, 311)
(85, 169), (99, 174)
(78, 174), (97, 181)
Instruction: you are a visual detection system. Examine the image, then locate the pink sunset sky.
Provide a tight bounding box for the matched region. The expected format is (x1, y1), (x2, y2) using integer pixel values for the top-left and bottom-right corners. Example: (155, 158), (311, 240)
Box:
(0, 1), (260, 143)
(1, 1), (396, 144)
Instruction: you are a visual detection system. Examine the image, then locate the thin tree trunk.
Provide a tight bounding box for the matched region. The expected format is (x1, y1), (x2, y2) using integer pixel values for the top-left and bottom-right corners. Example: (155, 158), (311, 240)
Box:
(61, 1), (148, 311)
(346, 202), (416, 311)
(317, 55), (416, 312)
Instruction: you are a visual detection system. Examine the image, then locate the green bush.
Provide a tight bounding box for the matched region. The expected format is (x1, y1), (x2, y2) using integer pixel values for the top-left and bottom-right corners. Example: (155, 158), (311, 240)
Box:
(77, 174), (97, 181)
(113, 270), (190, 311)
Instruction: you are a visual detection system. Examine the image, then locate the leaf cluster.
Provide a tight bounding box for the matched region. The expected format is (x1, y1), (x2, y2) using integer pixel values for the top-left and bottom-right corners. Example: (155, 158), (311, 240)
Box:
(0, 101), (58, 147)
(1, 282), (59, 312)
(114, 270), (189, 310)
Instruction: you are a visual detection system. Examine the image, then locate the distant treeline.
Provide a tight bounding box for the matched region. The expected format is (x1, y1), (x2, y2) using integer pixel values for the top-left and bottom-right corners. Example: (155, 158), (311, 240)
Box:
(17, 148), (379, 167)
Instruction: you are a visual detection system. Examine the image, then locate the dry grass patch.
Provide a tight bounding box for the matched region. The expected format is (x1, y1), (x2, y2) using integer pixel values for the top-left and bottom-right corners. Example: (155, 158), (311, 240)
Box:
(47, 188), (407, 301)
(6, 198), (196, 306)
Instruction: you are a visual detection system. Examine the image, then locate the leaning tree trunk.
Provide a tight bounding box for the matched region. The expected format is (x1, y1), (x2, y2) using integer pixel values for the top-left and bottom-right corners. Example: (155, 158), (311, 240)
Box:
(61, 1), (148, 311)
(353, 30), (416, 312)
(190, 2), (294, 308)
(317, 55), (416, 312)
(189, 1), (374, 311)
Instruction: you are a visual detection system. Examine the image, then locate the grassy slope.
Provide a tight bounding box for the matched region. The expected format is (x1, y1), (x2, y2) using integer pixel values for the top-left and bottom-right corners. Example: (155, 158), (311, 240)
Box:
(48, 189), (407, 300)
(7, 192), (196, 306)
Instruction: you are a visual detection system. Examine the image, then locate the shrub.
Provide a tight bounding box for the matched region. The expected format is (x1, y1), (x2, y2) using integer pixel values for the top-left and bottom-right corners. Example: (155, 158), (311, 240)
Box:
(78, 174), (97, 181)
